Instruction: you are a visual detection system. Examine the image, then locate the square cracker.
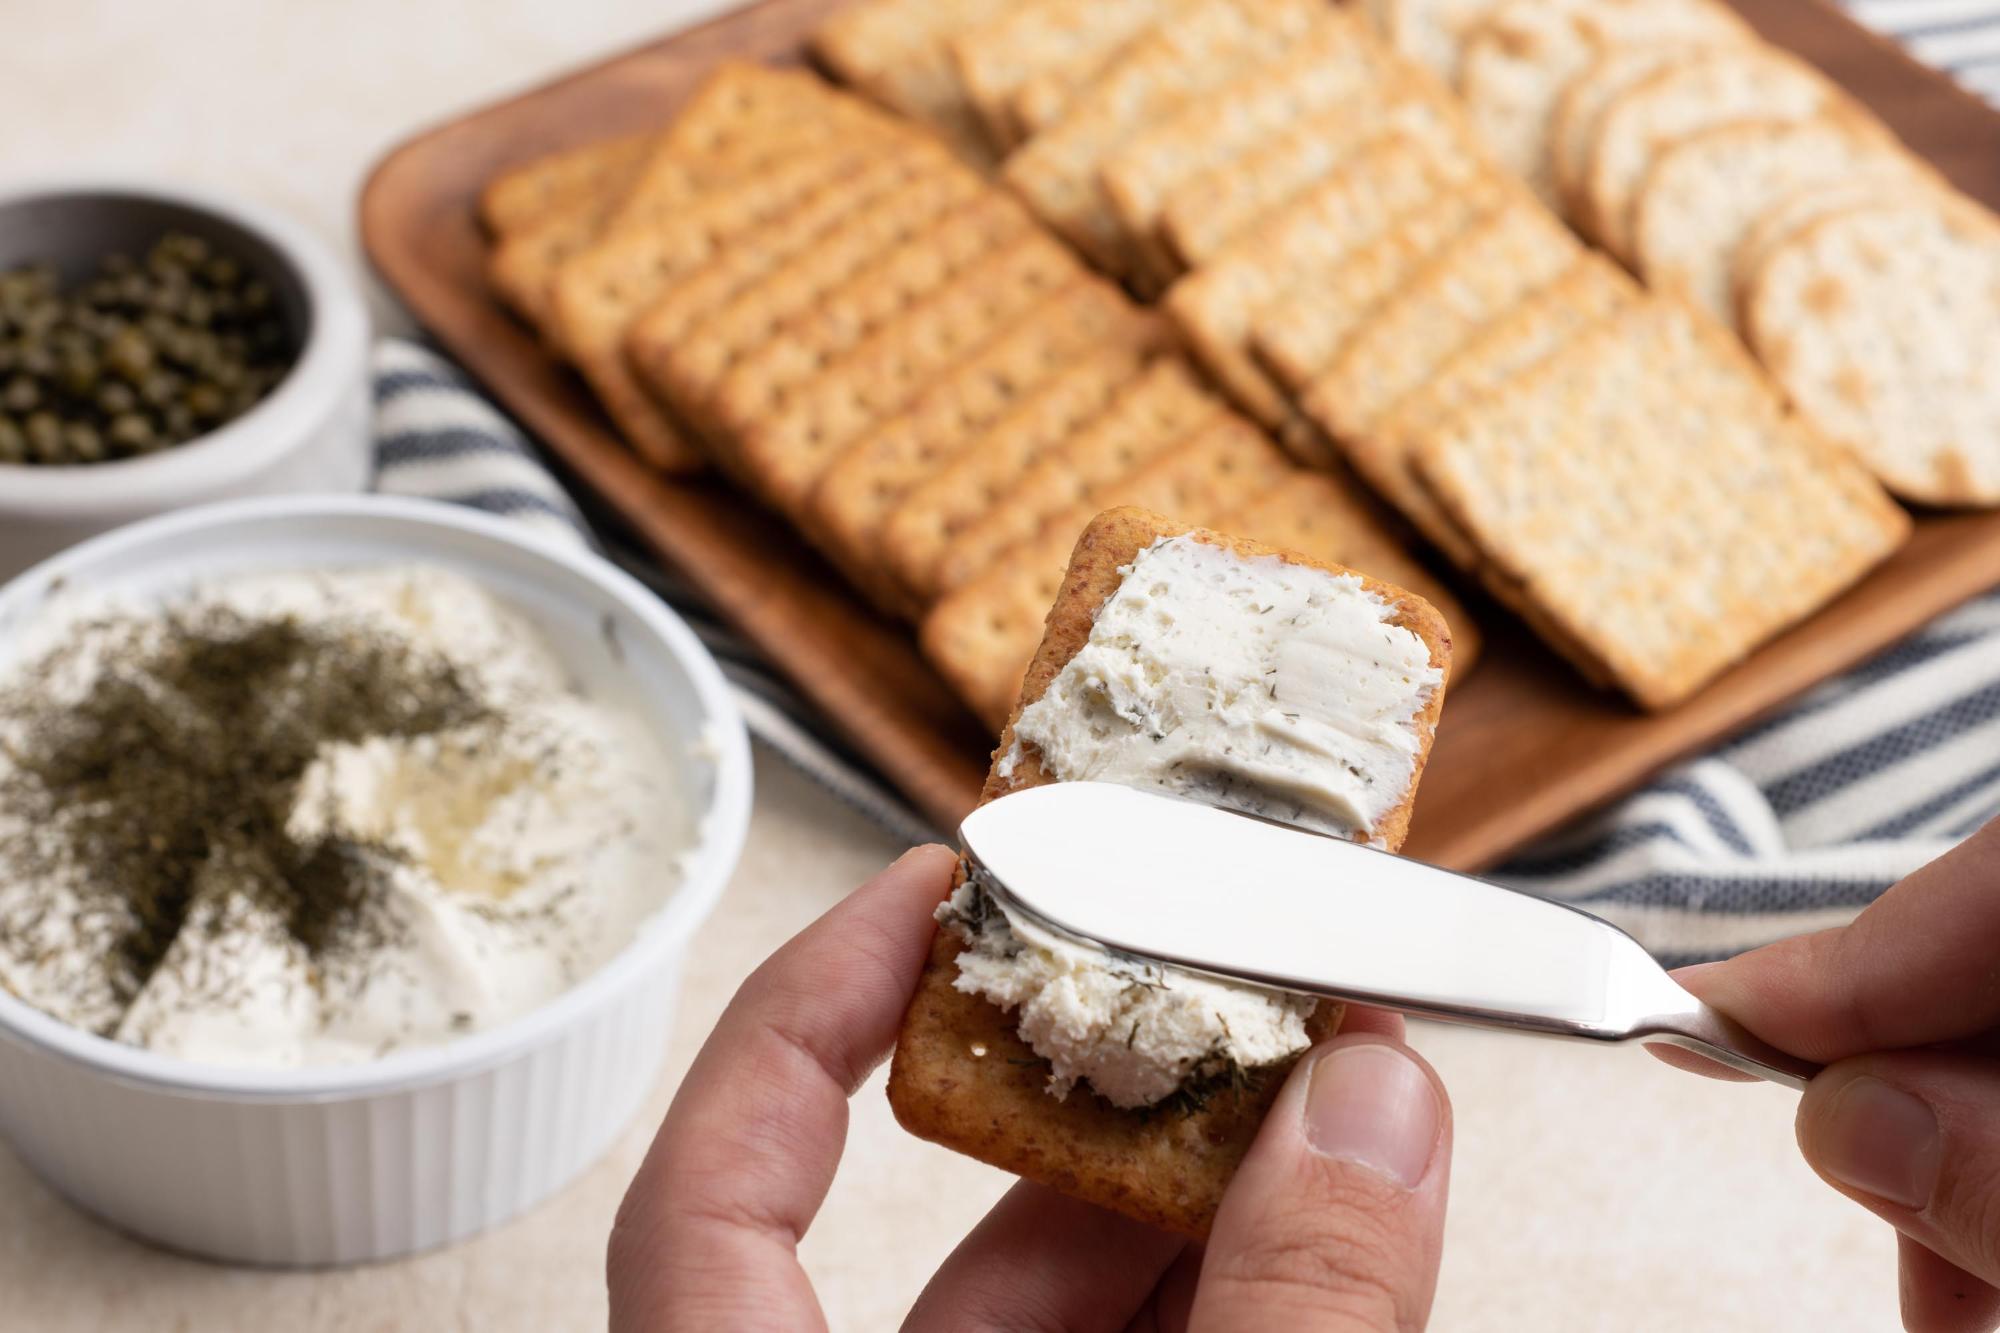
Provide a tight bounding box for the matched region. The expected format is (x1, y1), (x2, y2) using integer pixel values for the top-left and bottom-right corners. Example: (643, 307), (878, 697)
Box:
(1367, 255), (1637, 567)
(1158, 74), (1481, 268)
(949, 0), (1174, 153)
(488, 197), (616, 336)
(890, 506), (1451, 1238)
(498, 67), (902, 352)
(624, 144), (966, 412)
(1249, 179), (1503, 395)
(601, 63), (902, 238)
(922, 417), (1294, 728)
(1098, 11), (1388, 291)
(927, 357), (1224, 601)
(880, 345), (1169, 611)
(810, 0), (1011, 165)
(1411, 298), (1909, 709)
(999, 0), (1326, 275)
(549, 142), (886, 472)
(478, 132), (654, 238)
(805, 281), (1165, 616)
(721, 232), (1084, 516)
(630, 150), (988, 446)
(1164, 132), (1461, 430)
(1299, 196), (1580, 523)
(546, 69), (915, 471)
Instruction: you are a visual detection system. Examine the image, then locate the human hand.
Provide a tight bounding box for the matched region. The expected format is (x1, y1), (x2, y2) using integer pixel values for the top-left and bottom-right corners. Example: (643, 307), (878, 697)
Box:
(608, 844), (1454, 1332)
(1670, 818), (2000, 1332)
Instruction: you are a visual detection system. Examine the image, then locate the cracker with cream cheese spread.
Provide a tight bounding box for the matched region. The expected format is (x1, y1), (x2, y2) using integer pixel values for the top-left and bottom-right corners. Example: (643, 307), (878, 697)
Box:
(890, 506), (1452, 1237)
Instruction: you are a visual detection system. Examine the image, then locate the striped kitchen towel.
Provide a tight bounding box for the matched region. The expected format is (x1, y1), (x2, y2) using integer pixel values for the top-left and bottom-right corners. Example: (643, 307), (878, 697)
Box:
(370, 0), (2000, 963)
(1852, 0), (2000, 105)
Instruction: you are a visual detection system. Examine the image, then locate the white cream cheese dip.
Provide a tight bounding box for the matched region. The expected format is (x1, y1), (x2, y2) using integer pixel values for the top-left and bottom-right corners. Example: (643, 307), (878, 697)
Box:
(944, 535), (1443, 1109)
(0, 566), (691, 1069)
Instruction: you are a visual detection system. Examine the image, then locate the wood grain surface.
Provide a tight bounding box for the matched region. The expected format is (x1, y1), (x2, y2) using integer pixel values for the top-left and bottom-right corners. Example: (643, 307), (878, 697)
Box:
(360, 0), (2000, 869)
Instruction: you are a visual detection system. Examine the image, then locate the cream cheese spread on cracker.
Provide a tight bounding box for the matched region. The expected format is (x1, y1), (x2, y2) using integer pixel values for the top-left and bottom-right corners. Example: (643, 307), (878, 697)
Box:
(1004, 536), (1442, 839)
(950, 535), (1442, 1109)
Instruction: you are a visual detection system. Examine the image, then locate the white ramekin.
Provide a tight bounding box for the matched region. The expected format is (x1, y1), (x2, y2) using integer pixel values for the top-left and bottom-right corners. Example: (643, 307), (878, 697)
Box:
(0, 495), (753, 1266)
(0, 178), (373, 580)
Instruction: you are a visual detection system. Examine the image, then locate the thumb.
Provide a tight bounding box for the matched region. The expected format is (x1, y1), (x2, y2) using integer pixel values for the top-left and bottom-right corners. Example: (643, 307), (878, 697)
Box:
(1795, 1050), (2000, 1293)
(1191, 1034), (1452, 1333)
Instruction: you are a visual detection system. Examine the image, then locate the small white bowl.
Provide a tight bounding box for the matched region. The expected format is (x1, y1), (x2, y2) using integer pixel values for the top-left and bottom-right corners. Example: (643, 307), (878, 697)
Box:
(0, 178), (372, 580)
(0, 495), (753, 1266)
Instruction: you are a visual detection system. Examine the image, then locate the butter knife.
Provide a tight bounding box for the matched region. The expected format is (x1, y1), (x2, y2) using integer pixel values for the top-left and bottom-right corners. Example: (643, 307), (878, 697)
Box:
(959, 782), (1818, 1090)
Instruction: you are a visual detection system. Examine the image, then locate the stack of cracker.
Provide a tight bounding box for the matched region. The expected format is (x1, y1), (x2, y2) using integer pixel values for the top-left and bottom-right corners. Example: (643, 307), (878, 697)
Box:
(826, 0), (1904, 707)
(490, 63), (1480, 733)
(478, 0), (1978, 725)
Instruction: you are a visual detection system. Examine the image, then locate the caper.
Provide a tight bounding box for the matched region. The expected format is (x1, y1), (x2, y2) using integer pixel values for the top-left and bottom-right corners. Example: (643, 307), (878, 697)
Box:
(186, 383), (226, 420)
(108, 413), (153, 453)
(95, 380), (136, 415)
(0, 231), (294, 464)
(24, 411), (62, 462)
(62, 422), (105, 464)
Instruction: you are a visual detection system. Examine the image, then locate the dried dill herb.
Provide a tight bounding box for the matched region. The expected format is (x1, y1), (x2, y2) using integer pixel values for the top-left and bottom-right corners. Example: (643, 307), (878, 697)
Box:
(0, 607), (487, 1004)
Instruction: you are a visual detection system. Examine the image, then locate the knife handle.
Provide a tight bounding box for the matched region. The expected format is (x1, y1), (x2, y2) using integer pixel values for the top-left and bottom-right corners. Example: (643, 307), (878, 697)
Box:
(1629, 1003), (1822, 1091)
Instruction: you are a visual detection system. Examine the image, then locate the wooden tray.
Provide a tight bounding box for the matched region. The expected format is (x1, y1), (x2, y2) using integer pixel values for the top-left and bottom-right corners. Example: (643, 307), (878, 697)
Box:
(361, 0), (2000, 869)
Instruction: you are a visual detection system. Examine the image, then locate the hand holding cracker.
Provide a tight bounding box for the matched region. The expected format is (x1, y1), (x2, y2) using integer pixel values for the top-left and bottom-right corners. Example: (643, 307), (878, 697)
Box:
(608, 845), (1455, 1333)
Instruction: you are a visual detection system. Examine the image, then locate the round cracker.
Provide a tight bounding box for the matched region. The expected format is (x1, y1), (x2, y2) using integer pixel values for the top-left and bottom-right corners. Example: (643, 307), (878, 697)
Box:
(1579, 46), (1869, 259)
(1629, 117), (1912, 326)
(1549, 42), (1725, 226)
(1744, 200), (2000, 506)
(1728, 170), (1938, 319)
(1456, 0), (1753, 208)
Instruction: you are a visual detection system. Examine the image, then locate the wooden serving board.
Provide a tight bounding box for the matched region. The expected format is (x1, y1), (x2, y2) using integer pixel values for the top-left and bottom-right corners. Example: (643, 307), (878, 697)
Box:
(361, 0), (2000, 869)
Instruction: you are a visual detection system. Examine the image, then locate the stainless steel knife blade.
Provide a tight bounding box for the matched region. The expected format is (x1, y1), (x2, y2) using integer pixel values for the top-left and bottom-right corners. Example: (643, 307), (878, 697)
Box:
(959, 782), (1816, 1089)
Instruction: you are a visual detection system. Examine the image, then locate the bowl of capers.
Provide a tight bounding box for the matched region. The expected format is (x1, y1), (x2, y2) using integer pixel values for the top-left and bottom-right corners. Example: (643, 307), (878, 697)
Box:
(0, 179), (370, 575)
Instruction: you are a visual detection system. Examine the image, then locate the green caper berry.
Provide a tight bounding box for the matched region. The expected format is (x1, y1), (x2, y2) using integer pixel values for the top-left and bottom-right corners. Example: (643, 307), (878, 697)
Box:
(108, 413), (153, 452)
(62, 423), (104, 463)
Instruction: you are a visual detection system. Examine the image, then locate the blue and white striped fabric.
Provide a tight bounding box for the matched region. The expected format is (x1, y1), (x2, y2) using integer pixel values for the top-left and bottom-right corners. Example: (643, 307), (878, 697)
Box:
(1849, 0), (2000, 105)
(370, 2), (2000, 964)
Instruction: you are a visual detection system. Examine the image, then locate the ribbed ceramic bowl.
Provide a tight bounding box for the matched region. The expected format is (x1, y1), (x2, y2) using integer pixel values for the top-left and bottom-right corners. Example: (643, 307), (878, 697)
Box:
(0, 178), (372, 580)
(0, 495), (753, 1266)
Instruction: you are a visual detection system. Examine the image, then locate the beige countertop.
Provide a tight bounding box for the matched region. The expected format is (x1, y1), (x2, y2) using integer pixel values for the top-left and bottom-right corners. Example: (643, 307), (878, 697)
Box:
(4, 2), (1897, 1328)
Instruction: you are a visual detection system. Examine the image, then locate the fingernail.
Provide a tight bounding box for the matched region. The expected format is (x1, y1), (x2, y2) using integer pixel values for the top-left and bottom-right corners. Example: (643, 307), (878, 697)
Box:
(1813, 1076), (1942, 1210)
(1303, 1043), (1439, 1189)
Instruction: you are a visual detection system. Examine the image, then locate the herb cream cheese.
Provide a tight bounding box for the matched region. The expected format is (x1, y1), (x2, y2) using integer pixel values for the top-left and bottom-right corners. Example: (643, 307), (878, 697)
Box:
(0, 567), (690, 1068)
